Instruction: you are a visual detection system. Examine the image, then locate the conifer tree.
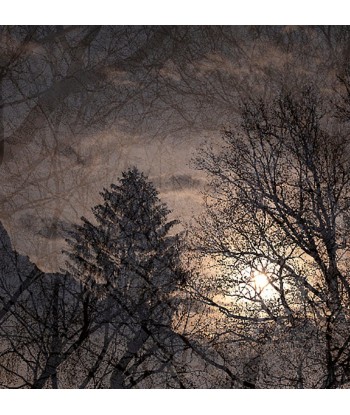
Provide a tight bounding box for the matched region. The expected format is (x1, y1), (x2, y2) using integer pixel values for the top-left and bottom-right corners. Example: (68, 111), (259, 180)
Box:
(64, 168), (186, 387)
(66, 167), (183, 309)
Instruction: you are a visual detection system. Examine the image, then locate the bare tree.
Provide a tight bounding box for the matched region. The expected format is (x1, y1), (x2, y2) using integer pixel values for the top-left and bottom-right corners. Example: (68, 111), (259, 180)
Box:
(0, 218), (102, 388)
(193, 85), (350, 388)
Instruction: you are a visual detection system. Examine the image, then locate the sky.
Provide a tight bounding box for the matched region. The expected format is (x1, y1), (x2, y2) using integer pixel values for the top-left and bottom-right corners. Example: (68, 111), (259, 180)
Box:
(0, 25), (348, 272)
(1, 4), (350, 411)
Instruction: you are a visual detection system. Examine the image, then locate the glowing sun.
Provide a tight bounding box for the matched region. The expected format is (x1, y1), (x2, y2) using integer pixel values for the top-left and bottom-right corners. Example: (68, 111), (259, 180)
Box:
(253, 271), (270, 291)
(229, 263), (278, 301)
(250, 269), (276, 299)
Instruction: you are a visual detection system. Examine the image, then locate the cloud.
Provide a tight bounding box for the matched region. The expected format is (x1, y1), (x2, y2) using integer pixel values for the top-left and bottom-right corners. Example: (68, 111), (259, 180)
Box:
(38, 219), (71, 240)
(19, 214), (71, 240)
(154, 173), (206, 193)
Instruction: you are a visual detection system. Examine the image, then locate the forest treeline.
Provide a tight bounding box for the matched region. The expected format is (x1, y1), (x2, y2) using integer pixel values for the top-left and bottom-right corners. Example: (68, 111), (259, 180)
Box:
(0, 168), (251, 388)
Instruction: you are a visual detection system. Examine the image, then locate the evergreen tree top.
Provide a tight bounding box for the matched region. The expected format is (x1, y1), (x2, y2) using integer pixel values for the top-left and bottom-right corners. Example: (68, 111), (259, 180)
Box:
(92, 167), (174, 231)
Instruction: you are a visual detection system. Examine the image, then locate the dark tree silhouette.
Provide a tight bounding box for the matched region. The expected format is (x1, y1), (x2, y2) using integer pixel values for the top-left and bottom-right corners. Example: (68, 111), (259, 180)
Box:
(193, 86), (350, 388)
(0, 219), (101, 389)
(65, 167), (188, 388)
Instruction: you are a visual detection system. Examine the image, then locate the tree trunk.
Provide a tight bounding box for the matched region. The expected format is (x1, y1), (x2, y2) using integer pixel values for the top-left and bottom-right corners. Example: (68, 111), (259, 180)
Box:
(32, 278), (62, 389)
(110, 328), (149, 389)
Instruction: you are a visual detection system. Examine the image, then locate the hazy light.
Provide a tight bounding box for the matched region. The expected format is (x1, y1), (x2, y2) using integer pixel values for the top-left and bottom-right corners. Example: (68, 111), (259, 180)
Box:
(226, 262), (278, 301)
(253, 271), (270, 291)
(250, 268), (277, 300)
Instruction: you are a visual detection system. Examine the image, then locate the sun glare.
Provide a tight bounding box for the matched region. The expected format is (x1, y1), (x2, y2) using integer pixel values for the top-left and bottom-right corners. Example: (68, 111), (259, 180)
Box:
(253, 271), (270, 291)
(249, 268), (276, 299)
(227, 261), (278, 301)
